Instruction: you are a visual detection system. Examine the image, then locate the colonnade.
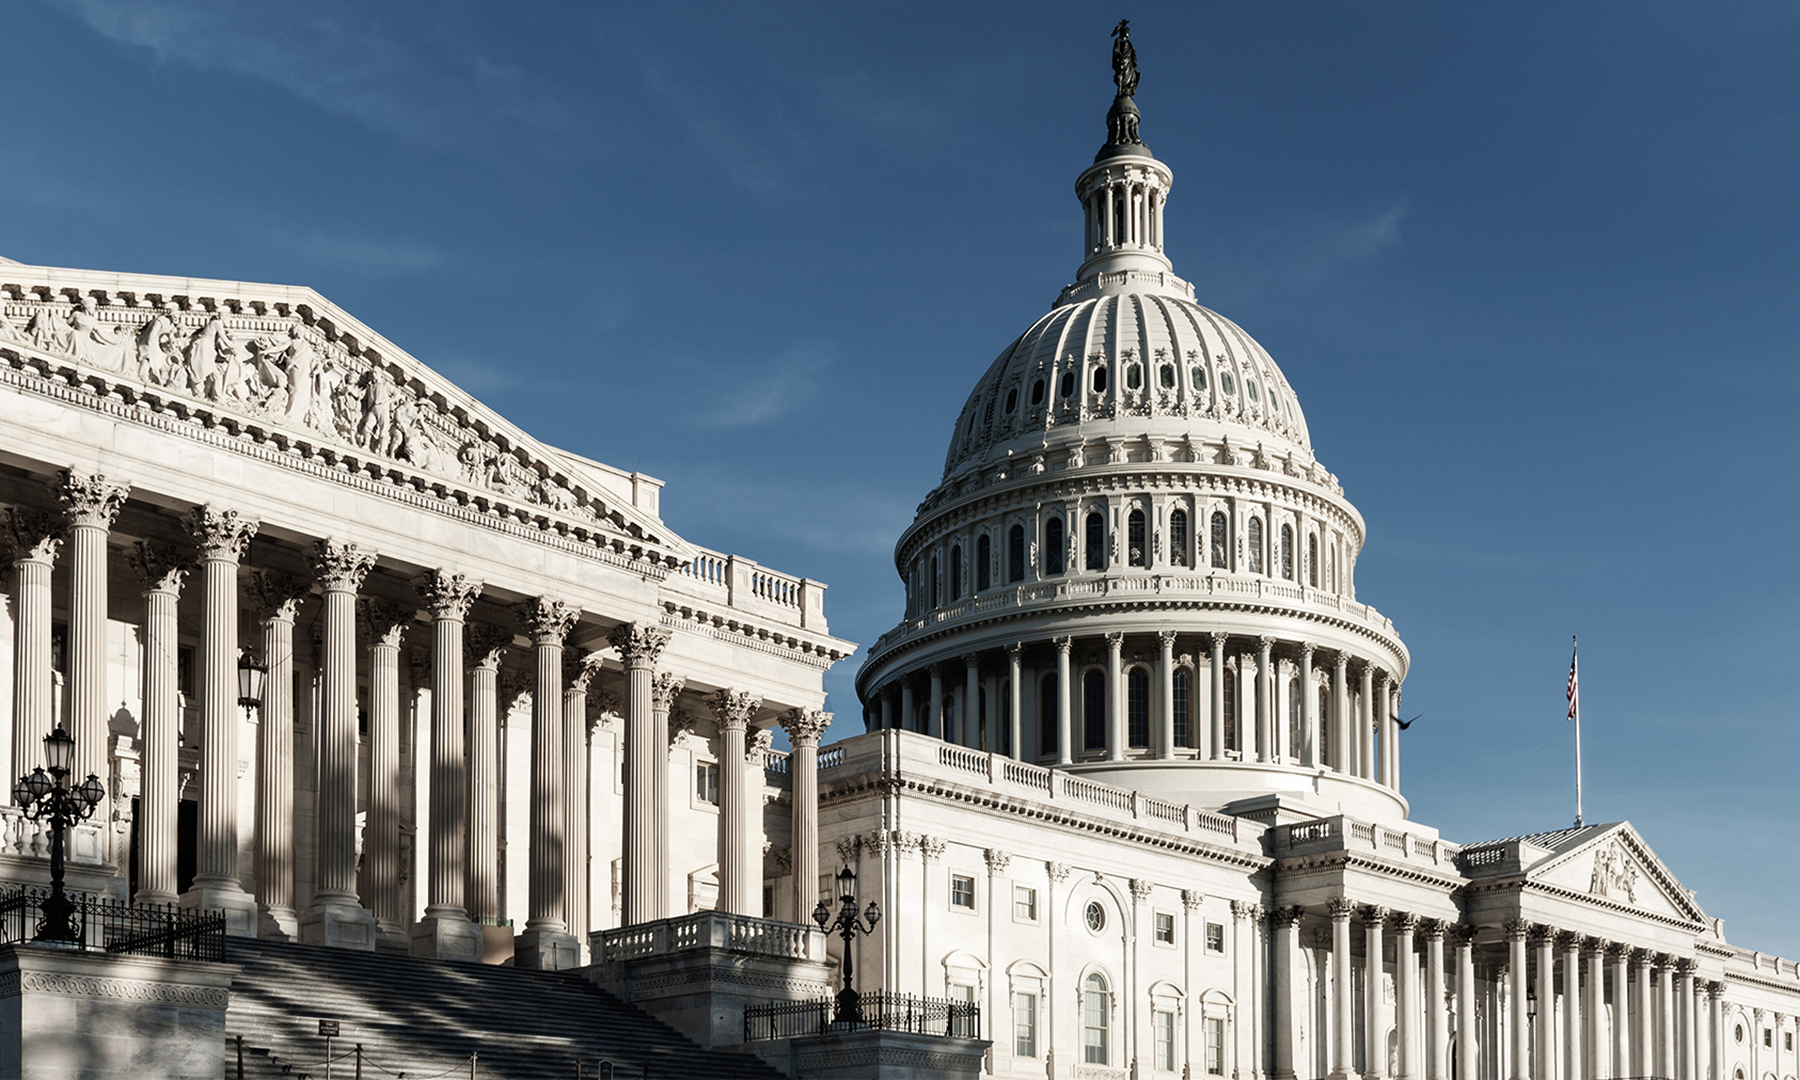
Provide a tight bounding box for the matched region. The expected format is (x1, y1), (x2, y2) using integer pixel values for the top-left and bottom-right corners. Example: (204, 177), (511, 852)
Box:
(2, 470), (830, 968)
(869, 631), (1403, 790)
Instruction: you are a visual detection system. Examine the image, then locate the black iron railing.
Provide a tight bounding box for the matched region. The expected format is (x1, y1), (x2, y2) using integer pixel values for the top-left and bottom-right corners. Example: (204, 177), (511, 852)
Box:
(0, 886), (226, 961)
(744, 991), (979, 1041)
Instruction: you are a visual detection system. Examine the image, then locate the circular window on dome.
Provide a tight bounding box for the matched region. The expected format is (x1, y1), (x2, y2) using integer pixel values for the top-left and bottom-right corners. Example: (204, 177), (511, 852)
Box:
(1159, 363), (1175, 390)
(1031, 379), (1046, 406)
(1247, 379), (1260, 403)
(1085, 901), (1106, 934)
(1092, 366), (1108, 394)
(1059, 371), (1076, 398)
(1191, 366), (1208, 391)
(1220, 371), (1236, 396)
(1125, 364), (1142, 391)
(1005, 387), (1019, 414)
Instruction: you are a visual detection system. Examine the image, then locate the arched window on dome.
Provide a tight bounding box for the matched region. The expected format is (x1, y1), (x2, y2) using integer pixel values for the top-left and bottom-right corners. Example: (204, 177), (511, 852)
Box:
(1125, 363), (1142, 391)
(1220, 371), (1236, 396)
(1083, 972), (1110, 1065)
(1281, 524), (1294, 581)
(1170, 509), (1189, 567)
(1060, 371), (1076, 399)
(1008, 524), (1026, 583)
(1308, 534), (1319, 588)
(977, 534), (992, 592)
(1045, 516), (1066, 575)
(1039, 673), (1058, 758)
(1004, 387), (1018, 414)
(1173, 667), (1191, 748)
(930, 555), (940, 609)
(1288, 677), (1301, 761)
(1318, 684), (1331, 766)
(1091, 365), (1108, 394)
(1085, 513), (1106, 571)
(1127, 510), (1146, 567)
(1248, 518), (1264, 574)
(1127, 667), (1150, 749)
(1210, 511), (1228, 569)
(1222, 666), (1238, 753)
(1159, 363), (1176, 390)
(1083, 669), (1106, 754)
(949, 545), (963, 602)
(1031, 379), (1046, 406)
(1191, 365), (1208, 392)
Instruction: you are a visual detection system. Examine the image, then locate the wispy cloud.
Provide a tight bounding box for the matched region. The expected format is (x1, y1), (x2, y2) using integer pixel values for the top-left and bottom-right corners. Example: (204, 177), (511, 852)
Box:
(692, 341), (837, 429)
(672, 472), (915, 559)
(47, 0), (569, 151)
(1190, 198), (1410, 303)
(638, 62), (799, 197)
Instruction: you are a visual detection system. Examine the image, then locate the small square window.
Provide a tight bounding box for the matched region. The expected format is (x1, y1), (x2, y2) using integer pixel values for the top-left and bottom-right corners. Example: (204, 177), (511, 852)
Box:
(951, 874), (975, 909)
(1765, 1030), (1773, 1049)
(1013, 885), (1038, 922)
(1205, 922), (1225, 954)
(1154, 912), (1175, 945)
(1785, 1033), (1792, 1051)
(694, 762), (719, 805)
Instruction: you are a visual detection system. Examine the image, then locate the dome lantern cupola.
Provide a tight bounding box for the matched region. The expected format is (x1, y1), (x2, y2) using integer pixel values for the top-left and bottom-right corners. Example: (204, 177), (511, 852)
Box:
(1075, 20), (1176, 286)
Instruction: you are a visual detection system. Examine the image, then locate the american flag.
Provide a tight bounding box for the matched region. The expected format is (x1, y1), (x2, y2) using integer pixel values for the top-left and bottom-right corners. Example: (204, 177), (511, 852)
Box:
(1566, 639), (1579, 721)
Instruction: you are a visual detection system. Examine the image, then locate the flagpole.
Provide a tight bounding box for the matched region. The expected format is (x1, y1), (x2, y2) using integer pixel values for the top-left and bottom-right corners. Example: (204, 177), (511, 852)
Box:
(1571, 635), (1583, 828)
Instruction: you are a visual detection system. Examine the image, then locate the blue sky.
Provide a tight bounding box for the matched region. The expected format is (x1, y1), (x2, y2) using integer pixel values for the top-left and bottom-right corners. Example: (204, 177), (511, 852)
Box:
(5, 2), (1797, 954)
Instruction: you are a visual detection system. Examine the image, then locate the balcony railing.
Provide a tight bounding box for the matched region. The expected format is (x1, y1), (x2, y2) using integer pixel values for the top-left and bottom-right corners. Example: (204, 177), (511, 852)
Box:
(0, 887), (226, 961)
(593, 910), (826, 965)
(743, 991), (980, 1042)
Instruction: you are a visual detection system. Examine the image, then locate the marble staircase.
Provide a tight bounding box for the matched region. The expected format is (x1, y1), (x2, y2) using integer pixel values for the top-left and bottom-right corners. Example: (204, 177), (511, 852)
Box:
(224, 939), (785, 1080)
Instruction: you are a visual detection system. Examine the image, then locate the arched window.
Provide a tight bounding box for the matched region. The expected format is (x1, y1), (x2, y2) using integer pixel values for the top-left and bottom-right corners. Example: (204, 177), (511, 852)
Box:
(1083, 973), (1110, 1064)
(1222, 666), (1238, 753)
(1127, 509), (1146, 567)
(1210, 511), (1228, 569)
(1127, 668), (1150, 749)
(1031, 378), (1046, 406)
(1247, 518), (1264, 574)
(1288, 677), (1301, 760)
(1039, 673), (1058, 756)
(1083, 669), (1106, 753)
(1318, 685), (1331, 766)
(1173, 667), (1191, 748)
(930, 556), (940, 608)
(1045, 517), (1065, 575)
(1159, 363), (1176, 389)
(1191, 365), (1208, 392)
(1125, 363), (1142, 391)
(1281, 524), (1294, 580)
(1308, 534), (1318, 587)
(1091, 365), (1108, 394)
(1170, 509), (1189, 567)
(976, 535), (991, 592)
(949, 545), (963, 601)
(1085, 513), (1106, 571)
(1008, 524), (1026, 583)
(1059, 371), (1076, 398)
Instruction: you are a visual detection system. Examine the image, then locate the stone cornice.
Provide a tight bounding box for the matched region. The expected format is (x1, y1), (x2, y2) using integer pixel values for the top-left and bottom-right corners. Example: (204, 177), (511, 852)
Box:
(1273, 850), (1468, 895)
(659, 606), (852, 670)
(1458, 877), (1708, 933)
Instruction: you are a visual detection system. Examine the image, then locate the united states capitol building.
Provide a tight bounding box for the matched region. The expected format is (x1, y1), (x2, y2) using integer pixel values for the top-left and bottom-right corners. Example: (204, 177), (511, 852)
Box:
(0, 25), (1796, 1080)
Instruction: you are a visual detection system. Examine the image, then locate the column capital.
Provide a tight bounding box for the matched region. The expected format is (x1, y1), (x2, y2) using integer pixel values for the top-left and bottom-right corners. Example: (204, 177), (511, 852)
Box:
(1105, 631), (1125, 651)
(1606, 941), (1630, 960)
(984, 848), (1012, 874)
(1257, 635), (1275, 652)
(1181, 888), (1204, 911)
(649, 671), (686, 712)
(1006, 641), (1024, 661)
(3, 506), (64, 563)
(1503, 918), (1531, 941)
(563, 651), (603, 693)
(1360, 904), (1389, 927)
(1157, 629), (1177, 650)
(309, 539), (376, 592)
(129, 540), (190, 595)
(747, 728), (773, 764)
(1208, 632), (1229, 653)
(1269, 904), (1303, 929)
(1326, 897), (1356, 922)
(1053, 636), (1074, 656)
(1392, 911), (1420, 934)
(607, 621), (669, 669)
(1556, 928), (1582, 949)
(1581, 935), (1606, 958)
(927, 661), (947, 679)
(414, 570), (482, 621)
(1129, 878), (1154, 903)
(1675, 956), (1697, 975)
(1419, 918), (1446, 942)
(359, 598), (410, 650)
(711, 689), (763, 732)
(1231, 899), (1262, 922)
(1448, 923), (1477, 947)
(1529, 924), (1557, 946)
(515, 595), (578, 646)
(1299, 641), (1317, 659)
(464, 623), (510, 669)
(188, 504), (258, 562)
(960, 651), (981, 669)
(1046, 861), (1073, 884)
(1334, 651), (1349, 673)
(1706, 981), (1725, 1000)
(248, 569), (309, 622)
(54, 469), (129, 529)
(781, 707), (831, 747)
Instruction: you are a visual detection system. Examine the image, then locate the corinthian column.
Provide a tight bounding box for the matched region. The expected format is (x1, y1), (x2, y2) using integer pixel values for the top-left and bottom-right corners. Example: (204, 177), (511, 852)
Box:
(1156, 631), (1176, 759)
(514, 595), (580, 970)
(409, 570), (482, 960)
(1054, 638), (1073, 764)
(1454, 926), (1477, 1080)
(563, 651), (601, 952)
(1395, 913), (1419, 1080)
(607, 622), (669, 926)
(1365, 907), (1390, 1080)
(1209, 632), (1227, 760)
(1329, 897), (1356, 1080)
(1299, 643), (1317, 767)
(1332, 652), (1350, 773)
(1562, 932), (1582, 1080)
(463, 623), (507, 926)
(5, 509), (61, 802)
(650, 670), (685, 919)
(781, 708), (830, 923)
(712, 689), (763, 916)
(1257, 636), (1275, 762)
(1105, 632), (1125, 760)
(299, 539), (378, 949)
(360, 598), (409, 950)
(248, 570), (307, 940)
(181, 504), (258, 935)
(1358, 663), (1376, 780)
(129, 542), (187, 907)
(1506, 920), (1530, 1080)
(54, 471), (128, 800)
(1423, 920), (1448, 1080)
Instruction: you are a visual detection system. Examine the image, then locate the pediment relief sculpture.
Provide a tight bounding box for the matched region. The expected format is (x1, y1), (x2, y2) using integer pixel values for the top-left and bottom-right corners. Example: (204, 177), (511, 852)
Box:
(1590, 840), (1640, 905)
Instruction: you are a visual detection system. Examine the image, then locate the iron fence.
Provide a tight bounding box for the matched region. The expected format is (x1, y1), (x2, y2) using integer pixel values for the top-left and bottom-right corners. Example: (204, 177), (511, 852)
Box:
(744, 990), (980, 1041)
(0, 886), (226, 961)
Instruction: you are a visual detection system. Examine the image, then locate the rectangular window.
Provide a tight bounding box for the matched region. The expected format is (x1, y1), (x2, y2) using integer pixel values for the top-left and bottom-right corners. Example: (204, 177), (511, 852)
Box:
(1206, 922), (1225, 954)
(1154, 1009), (1176, 1071)
(1014, 992), (1037, 1057)
(1205, 1016), (1225, 1075)
(1173, 668), (1191, 748)
(950, 874), (975, 909)
(1083, 985), (1108, 1064)
(694, 762), (718, 805)
(1765, 1029), (1773, 1048)
(1013, 885), (1037, 922)
(762, 885), (774, 919)
(950, 983), (977, 1037)
(1786, 1032), (1793, 1051)
(1154, 911), (1175, 944)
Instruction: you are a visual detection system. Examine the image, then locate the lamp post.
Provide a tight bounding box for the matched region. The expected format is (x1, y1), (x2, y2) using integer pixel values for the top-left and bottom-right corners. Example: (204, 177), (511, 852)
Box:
(238, 648), (267, 709)
(11, 725), (105, 943)
(813, 865), (881, 1026)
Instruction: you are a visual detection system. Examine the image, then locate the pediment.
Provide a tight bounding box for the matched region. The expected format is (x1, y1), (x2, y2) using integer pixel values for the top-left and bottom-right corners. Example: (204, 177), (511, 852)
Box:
(0, 264), (690, 566)
(1521, 822), (1707, 925)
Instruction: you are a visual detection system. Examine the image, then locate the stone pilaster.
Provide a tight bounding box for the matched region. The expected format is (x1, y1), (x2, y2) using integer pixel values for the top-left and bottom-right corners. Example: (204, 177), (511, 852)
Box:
(248, 570), (307, 940)
(514, 595), (580, 970)
(180, 504), (258, 935)
(781, 708), (831, 923)
(4, 508), (61, 804)
(410, 569), (483, 960)
(608, 621), (669, 926)
(712, 689), (763, 916)
(360, 597), (409, 951)
(299, 539), (378, 949)
(53, 471), (128, 803)
(128, 542), (188, 907)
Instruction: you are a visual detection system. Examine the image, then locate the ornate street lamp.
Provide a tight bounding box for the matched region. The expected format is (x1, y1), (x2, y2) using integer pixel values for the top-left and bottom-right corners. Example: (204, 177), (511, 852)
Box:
(14, 725), (105, 943)
(812, 865), (881, 1026)
(237, 648), (267, 709)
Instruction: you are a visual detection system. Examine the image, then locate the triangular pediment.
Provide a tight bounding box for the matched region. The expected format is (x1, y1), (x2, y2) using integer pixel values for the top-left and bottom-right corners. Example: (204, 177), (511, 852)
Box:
(1519, 822), (1707, 925)
(0, 261), (691, 566)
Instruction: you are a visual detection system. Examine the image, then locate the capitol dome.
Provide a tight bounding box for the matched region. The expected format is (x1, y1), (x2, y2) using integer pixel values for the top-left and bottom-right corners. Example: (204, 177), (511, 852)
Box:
(857, 28), (1411, 826)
